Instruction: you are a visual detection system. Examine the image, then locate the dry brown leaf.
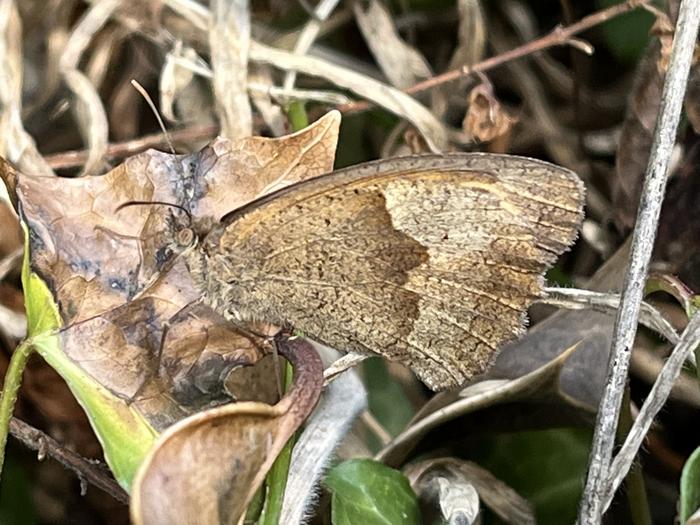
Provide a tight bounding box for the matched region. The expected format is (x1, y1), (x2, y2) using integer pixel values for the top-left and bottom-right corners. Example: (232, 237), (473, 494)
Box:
(463, 84), (516, 143)
(406, 458), (534, 524)
(130, 338), (323, 525)
(0, 111), (340, 427)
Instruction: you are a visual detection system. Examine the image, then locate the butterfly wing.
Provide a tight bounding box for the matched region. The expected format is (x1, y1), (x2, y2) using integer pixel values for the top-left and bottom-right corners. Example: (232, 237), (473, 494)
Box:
(192, 154), (584, 390)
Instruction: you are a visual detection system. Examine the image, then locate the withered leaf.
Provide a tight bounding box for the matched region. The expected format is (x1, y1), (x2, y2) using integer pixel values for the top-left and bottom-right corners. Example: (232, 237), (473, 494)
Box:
(377, 343), (584, 467)
(0, 111), (340, 426)
(463, 84), (517, 143)
(188, 154), (584, 391)
(406, 458), (535, 525)
(130, 339), (323, 525)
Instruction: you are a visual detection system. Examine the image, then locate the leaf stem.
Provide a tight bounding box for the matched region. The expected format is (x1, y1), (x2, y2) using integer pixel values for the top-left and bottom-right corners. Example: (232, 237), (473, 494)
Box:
(0, 341), (34, 475)
(259, 362), (296, 525)
(286, 100), (309, 131)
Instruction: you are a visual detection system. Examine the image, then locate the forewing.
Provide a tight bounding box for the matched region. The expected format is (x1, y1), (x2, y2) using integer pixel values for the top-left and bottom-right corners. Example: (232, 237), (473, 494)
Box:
(196, 154), (584, 390)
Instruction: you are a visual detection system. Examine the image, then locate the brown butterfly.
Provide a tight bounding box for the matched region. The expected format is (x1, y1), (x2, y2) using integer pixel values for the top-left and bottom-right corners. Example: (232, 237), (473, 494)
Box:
(183, 153), (584, 391)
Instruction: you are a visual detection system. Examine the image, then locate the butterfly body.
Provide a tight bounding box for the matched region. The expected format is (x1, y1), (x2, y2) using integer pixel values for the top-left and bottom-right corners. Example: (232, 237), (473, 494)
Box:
(185, 154), (584, 391)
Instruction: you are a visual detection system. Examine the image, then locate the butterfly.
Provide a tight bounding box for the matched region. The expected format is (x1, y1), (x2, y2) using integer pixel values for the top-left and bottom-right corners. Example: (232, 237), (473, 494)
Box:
(182, 153), (584, 391)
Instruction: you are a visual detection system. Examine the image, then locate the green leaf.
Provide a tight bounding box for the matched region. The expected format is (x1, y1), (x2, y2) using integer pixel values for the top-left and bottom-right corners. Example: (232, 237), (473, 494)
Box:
(362, 358), (415, 441)
(0, 448), (36, 525)
(325, 459), (420, 525)
(681, 445), (700, 522)
(471, 428), (592, 525)
(597, 0), (655, 65)
(19, 225), (157, 490)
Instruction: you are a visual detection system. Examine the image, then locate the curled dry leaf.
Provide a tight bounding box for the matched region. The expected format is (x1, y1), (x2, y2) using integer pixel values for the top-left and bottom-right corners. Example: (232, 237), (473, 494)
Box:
(130, 338), (323, 525)
(377, 342), (584, 466)
(0, 111), (340, 429)
(463, 84), (517, 143)
(406, 458), (535, 525)
(0, 0), (53, 176)
(59, 0), (119, 176)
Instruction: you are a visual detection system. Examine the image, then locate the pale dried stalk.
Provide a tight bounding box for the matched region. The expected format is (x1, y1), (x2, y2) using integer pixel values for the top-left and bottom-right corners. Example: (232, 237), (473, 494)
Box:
(353, 0), (432, 89)
(60, 0), (118, 175)
(209, 0), (252, 139)
(541, 287), (680, 346)
(161, 0), (449, 149)
(0, 0), (53, 176)
(578, 0), (700, 522)
(601, 314), (700, 513)
(323, 352), (369, 385)
(249, 40), (450, 152)
(163, 53), (352, 106)
(282, 0), (340, 91)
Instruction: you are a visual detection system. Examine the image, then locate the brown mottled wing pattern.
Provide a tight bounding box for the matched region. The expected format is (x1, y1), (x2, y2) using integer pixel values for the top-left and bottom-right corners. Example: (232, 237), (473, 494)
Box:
(192, 154), (584, 390)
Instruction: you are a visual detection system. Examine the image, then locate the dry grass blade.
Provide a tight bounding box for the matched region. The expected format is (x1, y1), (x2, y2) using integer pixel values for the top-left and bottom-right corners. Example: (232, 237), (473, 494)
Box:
(59, 0), (118, 175)
(209, 0), (252, 139)
(353, 0), (432, 89)
(432, 0), (486, 119)
(602, 313), (700, 513)
(0, 0), (53, 176)
(450, 0), (486, 70)
(249, 66), (286, 136)
(160, 41), (199, 122)
(541, 287), (681, 347)
(249, 40), (450, 152)
(282, 0), (340, 91)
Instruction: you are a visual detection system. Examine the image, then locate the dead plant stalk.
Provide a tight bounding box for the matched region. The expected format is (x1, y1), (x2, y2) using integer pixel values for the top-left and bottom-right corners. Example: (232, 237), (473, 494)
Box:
(577, 0), (700, 522)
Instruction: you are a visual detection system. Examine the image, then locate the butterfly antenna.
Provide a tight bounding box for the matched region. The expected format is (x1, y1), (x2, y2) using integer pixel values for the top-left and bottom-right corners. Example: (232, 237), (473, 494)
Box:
(130, 79), (175, 154)
(115, 200), (193, 228)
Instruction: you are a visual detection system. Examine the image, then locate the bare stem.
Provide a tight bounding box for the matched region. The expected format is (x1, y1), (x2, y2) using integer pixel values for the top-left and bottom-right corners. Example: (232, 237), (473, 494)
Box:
(577, 1), (700, 522)
(338, 0), (646, 113)
(44, 124), (218, 170)
(9, 417), (128, 504)
(602, 313), (700, 513)
(0, 340), (33, 476)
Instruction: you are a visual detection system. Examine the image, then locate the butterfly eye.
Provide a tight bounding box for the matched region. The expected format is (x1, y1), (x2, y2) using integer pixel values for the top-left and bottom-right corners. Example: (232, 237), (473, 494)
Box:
(177, 228), (195, 247)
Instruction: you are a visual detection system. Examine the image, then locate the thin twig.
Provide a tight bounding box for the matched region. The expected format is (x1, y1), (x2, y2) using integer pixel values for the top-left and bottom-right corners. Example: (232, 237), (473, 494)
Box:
(541, 287), (680, 347)
(9, 417), (128, 504)
(44, 124), (218, 169)
(323, 352), (369, 385)
(577, 1), (700, 522)
(601, 313), (700, 513)
(338, 0), (645, 113)
(360, 410), (392, 446)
